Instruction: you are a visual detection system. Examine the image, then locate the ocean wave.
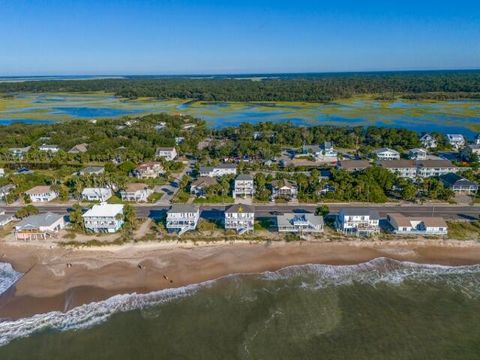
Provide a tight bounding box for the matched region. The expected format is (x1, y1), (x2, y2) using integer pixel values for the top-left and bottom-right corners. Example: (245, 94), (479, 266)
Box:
(1, 257), (480, 347)
(0, 262), (22, 296)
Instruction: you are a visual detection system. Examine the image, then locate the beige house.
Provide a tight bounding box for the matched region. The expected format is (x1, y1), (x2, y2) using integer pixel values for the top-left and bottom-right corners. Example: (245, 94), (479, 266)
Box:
(120, 183), (153, 202)
(26, 186), (58, 203)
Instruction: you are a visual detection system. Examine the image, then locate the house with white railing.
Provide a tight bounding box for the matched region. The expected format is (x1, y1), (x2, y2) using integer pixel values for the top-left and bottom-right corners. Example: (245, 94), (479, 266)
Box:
(387, 213), (447, 236)
(277, 213), (324, 234)
(82, 203), (124, 233)
(224, 204), (255, 234)
(166, 204), (200, 235)
(233, 174), (255, 198)
(335, 208), (380, 236)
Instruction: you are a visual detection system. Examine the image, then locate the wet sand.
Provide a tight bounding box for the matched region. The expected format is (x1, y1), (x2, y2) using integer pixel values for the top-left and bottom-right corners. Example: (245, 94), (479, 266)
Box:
(1, 240), (480, 320)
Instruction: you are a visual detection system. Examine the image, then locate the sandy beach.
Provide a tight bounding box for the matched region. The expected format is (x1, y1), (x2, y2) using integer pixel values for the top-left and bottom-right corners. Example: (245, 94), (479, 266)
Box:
(1, 239), (480, 320)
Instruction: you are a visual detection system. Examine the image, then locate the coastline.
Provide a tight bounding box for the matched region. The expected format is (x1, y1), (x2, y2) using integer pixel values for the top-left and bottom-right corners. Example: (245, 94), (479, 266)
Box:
(1, 239), (480, 320)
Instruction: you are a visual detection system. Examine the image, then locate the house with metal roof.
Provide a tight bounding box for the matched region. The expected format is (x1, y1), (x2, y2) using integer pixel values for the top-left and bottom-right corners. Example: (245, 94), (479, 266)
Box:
(224, 204), (255, 234)
(166, 204), (200, 235)
(335, 208), (380, 236)
(387, 213), (447, 236)
(82, 203), (124, 233)
(15, 212), (65, 241)
(440, 173), (478, 195)
(277, 213), (324, 234)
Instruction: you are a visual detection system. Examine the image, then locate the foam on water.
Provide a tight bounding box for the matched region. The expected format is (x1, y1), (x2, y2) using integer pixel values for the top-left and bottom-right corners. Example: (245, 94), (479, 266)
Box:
(0, 262), (22, 296)
(1, 257), (479, 347)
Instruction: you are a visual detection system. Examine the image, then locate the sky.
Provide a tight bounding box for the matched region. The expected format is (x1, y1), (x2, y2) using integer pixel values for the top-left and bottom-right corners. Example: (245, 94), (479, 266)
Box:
(0, 0), (479, 75)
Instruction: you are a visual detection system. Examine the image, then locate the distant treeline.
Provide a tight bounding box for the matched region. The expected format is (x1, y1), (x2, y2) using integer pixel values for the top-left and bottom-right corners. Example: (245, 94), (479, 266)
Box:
(1, 71), (480, 101)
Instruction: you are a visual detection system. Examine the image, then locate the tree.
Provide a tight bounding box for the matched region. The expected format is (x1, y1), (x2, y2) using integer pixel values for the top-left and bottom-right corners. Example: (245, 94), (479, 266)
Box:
(15, 205), (39, 219)
(316, 205), (329, 217)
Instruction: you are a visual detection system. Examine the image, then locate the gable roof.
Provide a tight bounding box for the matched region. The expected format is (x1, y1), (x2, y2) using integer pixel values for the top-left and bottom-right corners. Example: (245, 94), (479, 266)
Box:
(225, 204), (255, 214)
(236, 174), (253, 181)
(83, 204), (124, 217)
(16, 212), (64, 230)
(168, 204), (199, 214)
(340, 208), (380, 219)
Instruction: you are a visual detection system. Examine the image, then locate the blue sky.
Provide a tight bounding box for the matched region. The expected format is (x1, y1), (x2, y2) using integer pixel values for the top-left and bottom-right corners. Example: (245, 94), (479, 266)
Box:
(0, 0), (479, 75)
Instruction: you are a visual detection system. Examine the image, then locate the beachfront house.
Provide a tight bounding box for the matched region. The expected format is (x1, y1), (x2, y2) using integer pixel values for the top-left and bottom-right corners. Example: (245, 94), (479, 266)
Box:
(132, 162), (164, 179)
(81, 187), (113, 202)
(39, 144), (60, 153)
(420, 133), (437, 149)
(387, 213), (448, 236)
(166, 204), (200, 235)
(277, 213), (324, 234)
(120, 183), (153, 202)
(408, 148), (427, 160)
(199, 164), (237, 177)
(335, 208), (380, 236)
(233, 174), (255, 199)
(336, 160), (371, 172)
(0, 210), (14, 228)
(9, 146), (30, 159)
(14, 212), (66, 241)
(224, 204), (255, 234)
(440, 173), (479, 195)
(271, 179), (298, 201)
(190, 177), (218, 197)
(25, 186), (58, 203)
(446, 134), (465, 149)
(78, 166), (105, 176)
(68, 143), (89, 154)
(82, 203), (124, 233)
(374, 148), (400, 160)
(155, 147), (177, 161)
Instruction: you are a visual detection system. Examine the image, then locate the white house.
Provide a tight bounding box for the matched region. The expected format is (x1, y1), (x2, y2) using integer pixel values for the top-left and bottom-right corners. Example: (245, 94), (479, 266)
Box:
(199, 164), (237, 177)
(175, 137), (185, 145)
(420, 133), (437, 149)
(9, 146), (30, 158)
(271, 179), (298, 201)
(0, 184), (15, 200)
(132, 162), (164, 179)
(408, 148), (427, 160)
(335, 208), (380, 236)
(277, 213), (324, 234)
(377, 160), (418, 179)
(15, 212), (66, 241)
(387, 213), (447, 236)
(166, 204), (200, 235)
(0, 168), (4, 177)
(374, 148), (400, 160)
(155, 147), (178, 161)
(39, 144), (60, 153)
(322, 141), (338, 158)
(0, 210), (14, 228)
(154, 122), (167, 131)
(81, 187), (113, 202)
(25, 186), (58, 203)
(233, 174), (255, 198)
(120, 183), (153, 202)
(224, 204), (255, 234)
(446, 134), (465, 149)
(83, 203), (124, 233)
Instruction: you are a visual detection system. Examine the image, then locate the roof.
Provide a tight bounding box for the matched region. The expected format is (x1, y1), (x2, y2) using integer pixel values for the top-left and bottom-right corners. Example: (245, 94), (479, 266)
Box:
(416, 160), (455, 168)
(225, 204), (255, 214)
(191, 177), (218, 187)
(82, 187), (111, 195)
(375, 148), (399, 154)
(340, 208), (380, 219)
(168, 204), (199, 214)
(81, 166), (104, 173)
(26, 186), (53, 194)
(156, 147), (176, 151)
(16, 212), (64, 230)
(123, 183), (150, 192)
(277, 213), (324, 227)
(377, 160), (416, 168)
(420, 133), (433, 140)
(68, 143), (88, 153)
(447, 134), (464, 139)
(272, 178), (297, 188)
(338, 160), (371, 170)
(388, 213), (447, 228)
(135, 162), (162, 170)
(409, 148), (427, 153)
(236, 174), (253, 181)
(83, 204), (124, 218)
(0, 184), (15, 192)
(440, 173), (478, 188)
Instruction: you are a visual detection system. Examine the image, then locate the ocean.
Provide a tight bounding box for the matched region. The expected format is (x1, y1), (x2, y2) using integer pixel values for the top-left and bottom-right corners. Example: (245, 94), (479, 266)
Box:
(1, 258), (480, 359)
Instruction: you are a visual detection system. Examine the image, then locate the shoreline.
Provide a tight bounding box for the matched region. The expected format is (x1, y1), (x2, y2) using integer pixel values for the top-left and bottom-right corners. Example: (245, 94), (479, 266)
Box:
(1, 240), (480, 320)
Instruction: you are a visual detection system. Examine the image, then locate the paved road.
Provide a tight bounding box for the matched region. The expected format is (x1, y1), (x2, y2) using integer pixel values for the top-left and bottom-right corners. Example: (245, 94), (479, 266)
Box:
(4, 204), (478, 221)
